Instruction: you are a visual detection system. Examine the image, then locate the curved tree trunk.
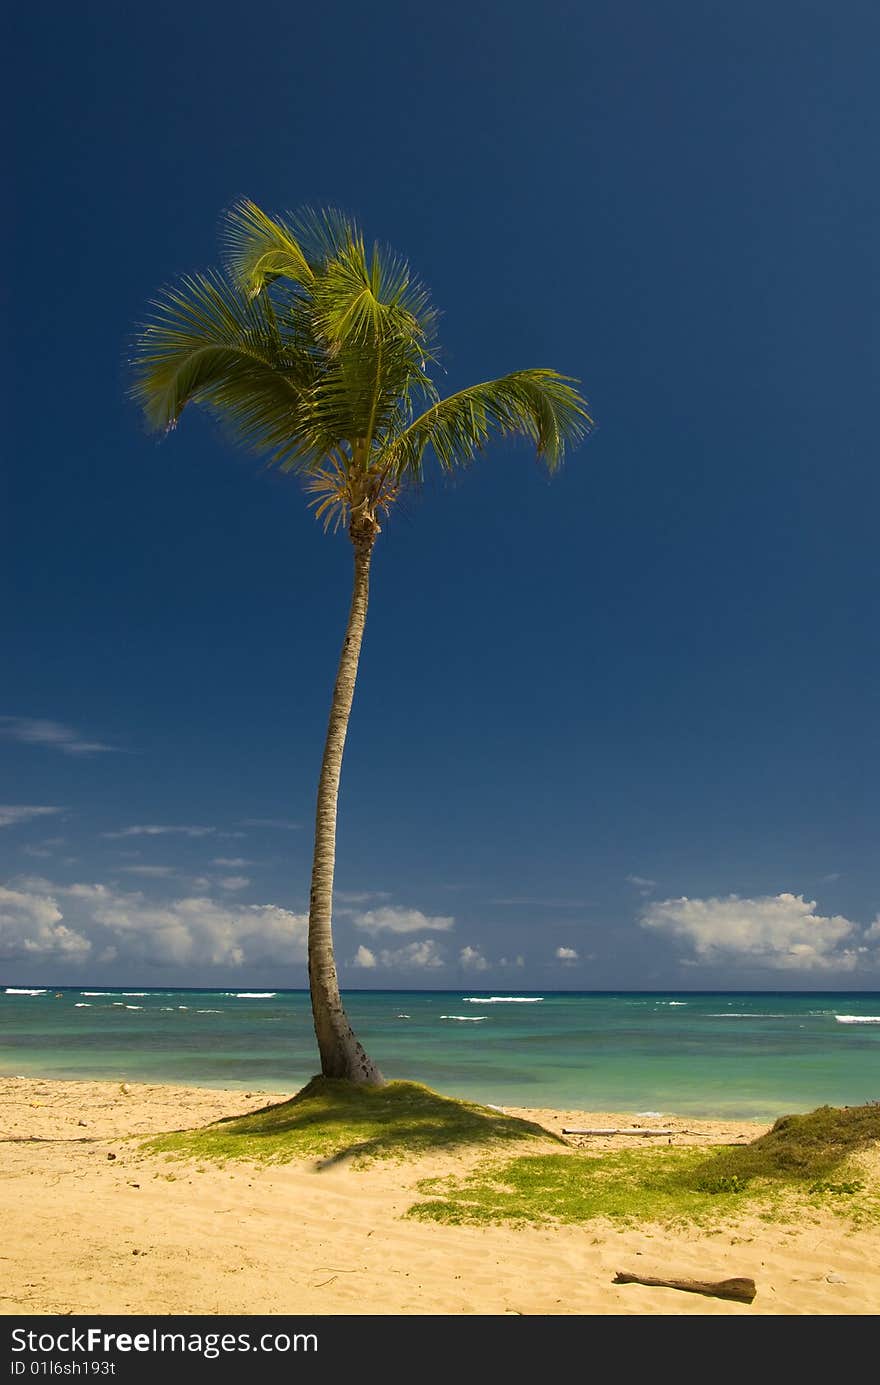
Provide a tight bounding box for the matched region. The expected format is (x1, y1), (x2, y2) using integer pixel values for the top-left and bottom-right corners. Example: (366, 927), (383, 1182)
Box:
(307, 514), (385, 1084)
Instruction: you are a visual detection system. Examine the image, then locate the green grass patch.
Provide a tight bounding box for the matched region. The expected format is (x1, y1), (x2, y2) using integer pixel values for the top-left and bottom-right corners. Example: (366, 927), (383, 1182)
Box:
(144, 1077), (558, 1167)
(408, 1104), (880, 1229)
(409, 1148), (750, 1227)
(689, 1103), (880, 1187)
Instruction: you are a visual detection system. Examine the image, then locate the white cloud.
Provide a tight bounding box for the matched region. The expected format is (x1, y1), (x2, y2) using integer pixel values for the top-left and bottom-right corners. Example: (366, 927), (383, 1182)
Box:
(459, 944), (489, 972)
(456, 945), (527, 972)
(352, 906), (454, 935)
(0, 884), (91, 961)
(7, 877), (307, 969)
(241, 818), (301, 831)
(87, 891), (305, 967)
(0, 717), (116, 756)
(641, 893), (861, 973)
(0, 805), (64, 830)
(462, 945), (492, 972)
(118, 865), (177, 878)
(492, 896), (592, 908)
(627, 875), (656, 897)
(377, 940), (445, 969)
(218, 876), (250, 892)
(335, 890), (391, 904)
(555, 946), (578, 961)
(350, 938), (446, 969)
(103, 825), (215, 839)
(212, 858), (252, 868)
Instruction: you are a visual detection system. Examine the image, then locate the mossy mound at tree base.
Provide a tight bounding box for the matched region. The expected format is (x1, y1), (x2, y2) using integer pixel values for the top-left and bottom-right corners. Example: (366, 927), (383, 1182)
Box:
(409, 1103), (880, 1228)
(145, 1077), (560, 1166)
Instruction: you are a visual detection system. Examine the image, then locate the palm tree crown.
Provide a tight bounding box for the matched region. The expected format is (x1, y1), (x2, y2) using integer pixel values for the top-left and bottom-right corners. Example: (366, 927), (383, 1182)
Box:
(131, 201), (592, 1085)
(132, 200), (592, 529)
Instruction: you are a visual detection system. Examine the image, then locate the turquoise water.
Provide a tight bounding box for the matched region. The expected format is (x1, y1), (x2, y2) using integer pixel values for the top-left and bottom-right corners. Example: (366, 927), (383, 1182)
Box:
(2, 987), (879, 1119)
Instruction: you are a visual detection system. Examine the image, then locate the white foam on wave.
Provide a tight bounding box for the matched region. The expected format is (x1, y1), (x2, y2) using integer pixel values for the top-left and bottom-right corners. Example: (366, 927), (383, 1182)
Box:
(123, 992), (148, 997)
(196, 1009), (222, 1014)
(160, 1007), (175, 1012)
(440, 1015), (487, 1022)
(396, 1013), (411, 1019)
(112, 1002), (125, 1007)
(835, 1015), (880, 1024)
(74, 1002), (91, 1008)
(5, 988), (47, 996)
(707, 1013), (787, 1018)
(124, 1005), (143, 1010)
(178, 1006), (189, 1010)
(463, 996), (542, 1004)
(82, 992), (116, 996)
(233, 992), (276, 999)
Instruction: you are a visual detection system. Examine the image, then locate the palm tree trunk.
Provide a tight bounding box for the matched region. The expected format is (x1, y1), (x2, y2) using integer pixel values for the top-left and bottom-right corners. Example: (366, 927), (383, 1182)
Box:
(307, 514), (385, 1084)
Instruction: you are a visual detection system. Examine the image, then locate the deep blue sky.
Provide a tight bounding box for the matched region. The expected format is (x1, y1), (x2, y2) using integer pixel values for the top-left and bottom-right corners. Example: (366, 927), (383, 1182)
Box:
(3, 1), (878, 988)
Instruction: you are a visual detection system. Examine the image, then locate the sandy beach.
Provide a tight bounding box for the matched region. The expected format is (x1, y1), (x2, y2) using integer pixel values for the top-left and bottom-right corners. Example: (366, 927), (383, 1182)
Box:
(2, 1076), (878, 1317)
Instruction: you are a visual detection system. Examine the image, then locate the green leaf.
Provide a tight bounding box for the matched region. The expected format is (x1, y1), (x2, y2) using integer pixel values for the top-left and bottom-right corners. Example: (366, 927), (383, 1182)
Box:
(222, 200), (315, 294)
(377, 370), (593, 480)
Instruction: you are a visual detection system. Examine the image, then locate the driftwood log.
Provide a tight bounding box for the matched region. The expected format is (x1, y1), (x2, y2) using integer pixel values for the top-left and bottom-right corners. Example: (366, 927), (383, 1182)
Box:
(613, 1272), (757, 1304)
(562, 1128), (674, 1136)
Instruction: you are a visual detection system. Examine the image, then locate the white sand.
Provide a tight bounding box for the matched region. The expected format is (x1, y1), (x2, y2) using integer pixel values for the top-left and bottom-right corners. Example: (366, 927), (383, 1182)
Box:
(1, 1076), (877, 1316)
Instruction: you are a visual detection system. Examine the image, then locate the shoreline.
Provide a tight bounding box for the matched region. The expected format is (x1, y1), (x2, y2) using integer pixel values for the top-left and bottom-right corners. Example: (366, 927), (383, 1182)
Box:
(3, 1076), (879, 1315)
(0, 1068), (772, 1127)
(0, 1074), (769, 1145)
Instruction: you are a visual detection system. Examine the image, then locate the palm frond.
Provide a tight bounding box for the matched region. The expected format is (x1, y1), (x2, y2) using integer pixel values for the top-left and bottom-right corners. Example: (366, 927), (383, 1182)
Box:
(310, 234), (436, 350)
(375, 369), (593, 480)
(304, 233), (438, 458)
(130, 271), (319, 467)
(222, 199), (316, 294)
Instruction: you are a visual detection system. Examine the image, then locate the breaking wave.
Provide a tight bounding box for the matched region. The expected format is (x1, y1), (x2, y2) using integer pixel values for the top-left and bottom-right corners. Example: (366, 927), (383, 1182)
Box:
(463, 996), (542, 1004)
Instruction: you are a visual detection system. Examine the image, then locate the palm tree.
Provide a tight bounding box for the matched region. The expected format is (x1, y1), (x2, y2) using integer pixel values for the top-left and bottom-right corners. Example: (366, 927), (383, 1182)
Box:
(131, 201), (592, 1085)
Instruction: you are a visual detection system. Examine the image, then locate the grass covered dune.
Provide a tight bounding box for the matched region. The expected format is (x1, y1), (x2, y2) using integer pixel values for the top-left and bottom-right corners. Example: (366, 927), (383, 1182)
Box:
(3, 1075), (880, 1315)
(150, 1078), (880, 1229)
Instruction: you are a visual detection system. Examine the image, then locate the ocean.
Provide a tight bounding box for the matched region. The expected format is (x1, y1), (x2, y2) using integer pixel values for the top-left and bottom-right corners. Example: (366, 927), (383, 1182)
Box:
(2, 987), (879, 1119)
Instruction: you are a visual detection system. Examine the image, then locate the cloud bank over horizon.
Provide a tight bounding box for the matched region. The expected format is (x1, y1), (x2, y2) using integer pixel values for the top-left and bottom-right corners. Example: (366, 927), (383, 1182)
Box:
(640, 892), (871, 973)
(2, 867), (878, 987)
